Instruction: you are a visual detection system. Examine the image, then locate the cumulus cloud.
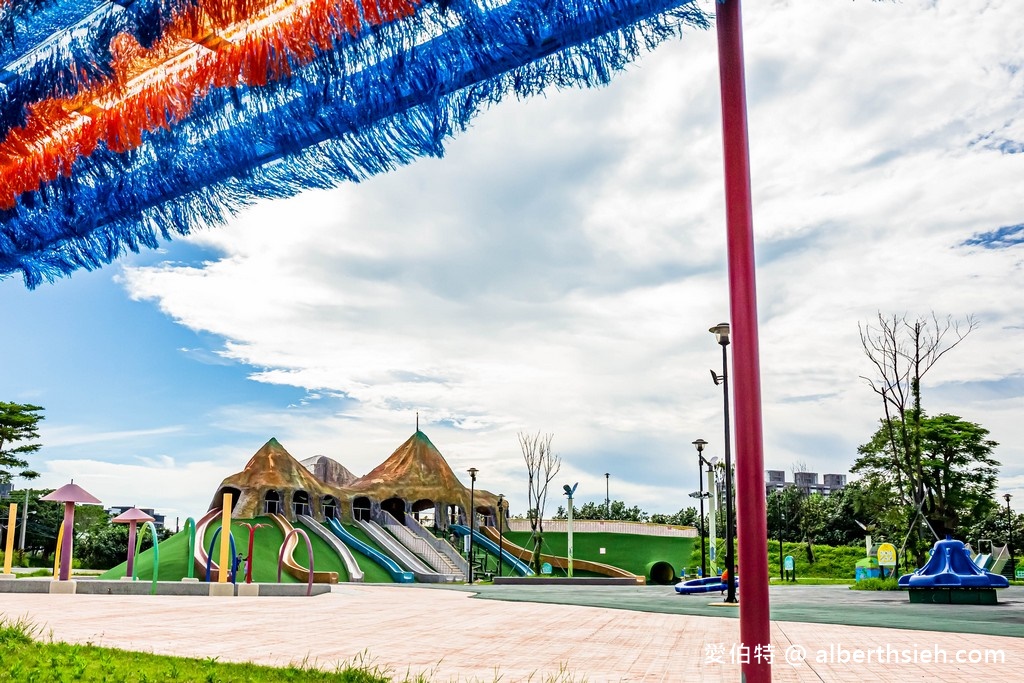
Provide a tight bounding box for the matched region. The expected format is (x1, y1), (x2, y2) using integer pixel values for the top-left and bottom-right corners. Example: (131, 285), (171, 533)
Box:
(36, 456), (237, 523)
(113, 0), (1024, 513)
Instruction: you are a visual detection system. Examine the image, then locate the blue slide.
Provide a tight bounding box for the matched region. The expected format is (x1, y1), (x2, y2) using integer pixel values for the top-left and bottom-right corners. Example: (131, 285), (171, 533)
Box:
(325, 518), (414, 583)
(450, 524), (534, 576)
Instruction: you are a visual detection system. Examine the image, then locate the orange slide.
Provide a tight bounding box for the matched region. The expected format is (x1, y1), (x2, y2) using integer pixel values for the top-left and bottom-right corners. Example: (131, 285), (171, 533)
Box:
(268, 514), (338, 584)
(193, 508), (227, 581)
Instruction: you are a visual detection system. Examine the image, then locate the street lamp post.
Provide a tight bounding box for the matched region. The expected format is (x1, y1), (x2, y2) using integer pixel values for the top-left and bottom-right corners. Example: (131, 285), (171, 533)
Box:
(497, 494), (505, 578)
(19, 488), (28, 551)
(1005, 493), (1014, 577)
(692, 439), (709, 578)
(605, 473), (610, 519)
(563, 483), (578, 577)
(777, 495), (784, 582)
(467, 467), (478, 584)
(710, 322), (736, 603)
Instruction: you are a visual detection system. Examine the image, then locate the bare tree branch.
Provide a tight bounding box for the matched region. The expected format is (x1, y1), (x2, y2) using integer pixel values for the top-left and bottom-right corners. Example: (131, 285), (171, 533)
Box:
(519, 431), (561, 574)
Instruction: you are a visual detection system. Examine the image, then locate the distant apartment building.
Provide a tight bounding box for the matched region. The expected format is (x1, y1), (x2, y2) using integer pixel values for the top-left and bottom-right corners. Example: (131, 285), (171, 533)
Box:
(765, 470), (847, 496)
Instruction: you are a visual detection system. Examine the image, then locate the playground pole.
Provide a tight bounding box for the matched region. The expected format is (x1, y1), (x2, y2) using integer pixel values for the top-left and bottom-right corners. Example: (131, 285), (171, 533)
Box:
(3, 503), (15, 574)
(19, 490), (27, 551)
(715, 0), (771, 679)
(218, 493), (232, 583)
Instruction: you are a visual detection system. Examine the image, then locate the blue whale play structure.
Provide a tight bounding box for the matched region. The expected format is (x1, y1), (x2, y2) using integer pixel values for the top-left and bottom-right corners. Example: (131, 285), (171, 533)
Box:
(898, 536), (1008, 604)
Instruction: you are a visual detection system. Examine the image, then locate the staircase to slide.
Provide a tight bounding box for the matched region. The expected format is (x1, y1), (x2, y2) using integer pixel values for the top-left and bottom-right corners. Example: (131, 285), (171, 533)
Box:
(379, 511), (465, 580)
(402, 513), (469, 577)
(450, 524), (534, 576)
(296, 514), (364, 582)
(355, 518), (461, 583)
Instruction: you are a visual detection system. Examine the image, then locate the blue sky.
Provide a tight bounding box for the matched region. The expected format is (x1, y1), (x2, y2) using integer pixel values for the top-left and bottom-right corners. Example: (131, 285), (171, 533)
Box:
(2, 0), (1024, 522)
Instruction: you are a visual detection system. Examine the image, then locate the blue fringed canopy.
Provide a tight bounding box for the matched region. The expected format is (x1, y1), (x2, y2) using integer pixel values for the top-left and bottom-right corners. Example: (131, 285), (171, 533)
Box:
(0, 0), (709, 287)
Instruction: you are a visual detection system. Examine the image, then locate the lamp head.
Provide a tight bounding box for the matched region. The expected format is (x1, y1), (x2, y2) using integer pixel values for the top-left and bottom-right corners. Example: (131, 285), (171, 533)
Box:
(692, 438), (708, 454)
(468, 467), (478, 481)
(1005, 493), (1013, 503)
(709, 322), (731, 346)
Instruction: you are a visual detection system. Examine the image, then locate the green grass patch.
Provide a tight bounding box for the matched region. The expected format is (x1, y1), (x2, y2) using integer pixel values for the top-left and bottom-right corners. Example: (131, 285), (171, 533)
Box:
(12, 569), (55, 579)
(769, 577), (855, 585)
(849, 577), (903, 591)
(686, 539), (872, 580)
(0, 616), (400, 682)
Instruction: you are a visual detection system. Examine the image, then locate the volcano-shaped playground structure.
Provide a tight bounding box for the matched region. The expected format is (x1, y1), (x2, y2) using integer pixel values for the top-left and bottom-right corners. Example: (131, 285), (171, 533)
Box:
(104, 431), (695, 585)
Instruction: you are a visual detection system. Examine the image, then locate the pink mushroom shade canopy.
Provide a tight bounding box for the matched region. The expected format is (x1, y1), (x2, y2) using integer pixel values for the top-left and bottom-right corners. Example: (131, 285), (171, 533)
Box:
(40, 480), (101, 581)
(40, 482), (102, 505)
(112, 508), (155, 524)
(112, 507), (155, 579)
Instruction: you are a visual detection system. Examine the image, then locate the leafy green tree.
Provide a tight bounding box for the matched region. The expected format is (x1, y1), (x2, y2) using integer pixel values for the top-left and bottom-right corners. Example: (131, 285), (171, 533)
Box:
(4, 487), (111, 562)
(77, 522), (132, 569)
(852, 413), (999, 543)
(859, 313), (975, 543)
(77, 520), (169, 570)
(650, 507), (699, 528)
(0, 402), (44, 483)
(554, 500), (652, 523)
(961, 503), (1023, 557)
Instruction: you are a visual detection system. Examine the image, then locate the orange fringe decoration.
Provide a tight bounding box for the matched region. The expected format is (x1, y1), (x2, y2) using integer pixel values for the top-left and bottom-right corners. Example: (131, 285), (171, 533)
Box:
(0, 0), (421, 208)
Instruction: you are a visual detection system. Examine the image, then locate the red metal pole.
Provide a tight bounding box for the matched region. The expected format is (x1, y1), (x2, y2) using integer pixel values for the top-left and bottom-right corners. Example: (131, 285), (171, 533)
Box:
(714, 1), (771, 681)
(126, 522), (138, 578)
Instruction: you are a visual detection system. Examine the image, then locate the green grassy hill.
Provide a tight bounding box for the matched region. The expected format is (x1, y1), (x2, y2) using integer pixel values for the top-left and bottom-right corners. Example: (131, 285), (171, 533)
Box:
(504, 530), (693, 582)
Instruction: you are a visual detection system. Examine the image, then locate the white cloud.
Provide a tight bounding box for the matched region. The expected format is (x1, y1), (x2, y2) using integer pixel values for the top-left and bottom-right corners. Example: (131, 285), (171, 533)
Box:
(43, 425), (184, 449)
(36, 457), (237, 523)
(116, 0), (1024, 514)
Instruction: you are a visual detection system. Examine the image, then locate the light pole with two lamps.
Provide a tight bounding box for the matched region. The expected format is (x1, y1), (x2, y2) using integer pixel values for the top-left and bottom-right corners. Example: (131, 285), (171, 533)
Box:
(1005, 493), (1014, 577)
(605, 473), (610, 519)
(776, 492), (785, 582)
(497, 493), (505, 578)
(467, 467), (477, 584)
(710, 322), (736, 603)
(691, 439), (711, 578)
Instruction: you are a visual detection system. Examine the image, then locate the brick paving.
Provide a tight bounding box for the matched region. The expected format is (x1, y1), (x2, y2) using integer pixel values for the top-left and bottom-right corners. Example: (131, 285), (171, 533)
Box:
(1, 584), (1022, 681)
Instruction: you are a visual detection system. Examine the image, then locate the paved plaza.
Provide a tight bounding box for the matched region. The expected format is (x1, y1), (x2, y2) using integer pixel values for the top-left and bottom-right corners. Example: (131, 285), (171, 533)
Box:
(1, 583), (1022, 681)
